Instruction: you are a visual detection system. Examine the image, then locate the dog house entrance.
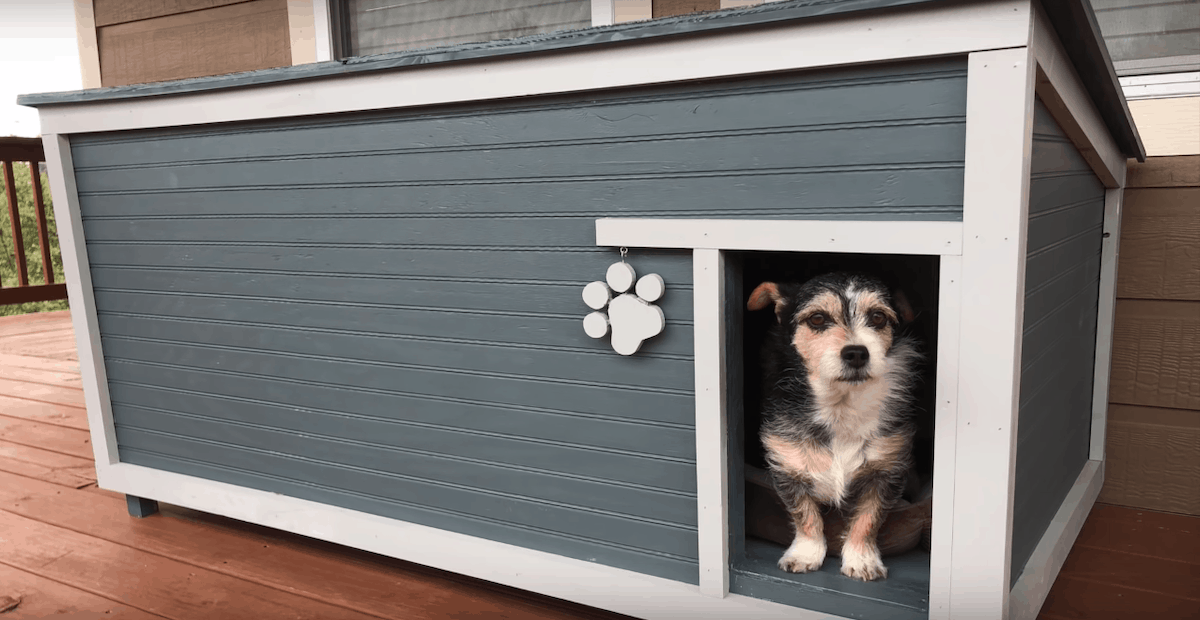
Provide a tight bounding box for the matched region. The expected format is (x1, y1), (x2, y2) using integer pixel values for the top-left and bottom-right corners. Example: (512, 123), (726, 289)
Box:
(727, 251), (940, 620)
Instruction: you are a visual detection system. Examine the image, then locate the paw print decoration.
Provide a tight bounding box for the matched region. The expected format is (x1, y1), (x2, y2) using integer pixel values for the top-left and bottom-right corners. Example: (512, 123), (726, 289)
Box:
(582, 261), (666, 356)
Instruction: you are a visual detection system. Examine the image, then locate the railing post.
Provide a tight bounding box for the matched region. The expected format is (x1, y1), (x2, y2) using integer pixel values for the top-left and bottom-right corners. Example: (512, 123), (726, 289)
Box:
(28, 161), (55, 285)
(2, 160), (30, 287)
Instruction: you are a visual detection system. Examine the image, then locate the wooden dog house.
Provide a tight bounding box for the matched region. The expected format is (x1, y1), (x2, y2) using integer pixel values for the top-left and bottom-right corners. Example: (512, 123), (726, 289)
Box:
(19, 1), (1145, 618)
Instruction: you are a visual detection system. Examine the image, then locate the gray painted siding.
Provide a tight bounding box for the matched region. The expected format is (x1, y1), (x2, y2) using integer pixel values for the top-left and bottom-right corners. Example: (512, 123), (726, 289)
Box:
(1011, 98), (1107, 586)
(70, 57), (966, 585)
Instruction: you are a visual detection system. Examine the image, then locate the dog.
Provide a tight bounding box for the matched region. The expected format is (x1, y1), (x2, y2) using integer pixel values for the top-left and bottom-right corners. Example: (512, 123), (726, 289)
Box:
(746, 272), (920, 581)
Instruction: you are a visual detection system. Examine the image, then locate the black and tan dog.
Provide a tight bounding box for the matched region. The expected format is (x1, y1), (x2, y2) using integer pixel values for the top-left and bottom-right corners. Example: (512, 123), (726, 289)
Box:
(747, 272), (920, 581)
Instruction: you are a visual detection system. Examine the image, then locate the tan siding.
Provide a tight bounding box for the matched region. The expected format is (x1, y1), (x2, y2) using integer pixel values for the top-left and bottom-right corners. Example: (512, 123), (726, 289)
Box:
(93, 0), (250, 27)
(653, 0), (721, 18)
(1100, 405), (1200, 515)
(97, 0), (290, 87)
(1128, 97), (1200, 157)
(1104, 156), (1200, 516)
(1115, 188), (1200, 301)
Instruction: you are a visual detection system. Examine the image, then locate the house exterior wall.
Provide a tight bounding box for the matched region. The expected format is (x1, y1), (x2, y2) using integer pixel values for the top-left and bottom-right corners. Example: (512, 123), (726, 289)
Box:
(66, 57), (967, 585)
(1010, 97), (1107, 586)
(88, 0), (291, 87)
(1102, 155), (1200, 517)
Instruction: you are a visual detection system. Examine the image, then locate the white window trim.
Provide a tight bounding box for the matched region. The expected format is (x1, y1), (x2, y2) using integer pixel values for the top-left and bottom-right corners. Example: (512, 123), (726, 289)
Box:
(313, 0), (335, 62)
(1119, 72), (1200, 101)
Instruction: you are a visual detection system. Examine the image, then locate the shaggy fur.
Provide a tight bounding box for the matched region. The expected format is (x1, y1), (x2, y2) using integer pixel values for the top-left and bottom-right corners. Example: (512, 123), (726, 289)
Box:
(748, 272), (921, 581)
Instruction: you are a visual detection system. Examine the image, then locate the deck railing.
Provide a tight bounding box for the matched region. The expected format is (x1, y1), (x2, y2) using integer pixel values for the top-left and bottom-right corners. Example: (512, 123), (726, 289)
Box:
(0, 137), (68, 305)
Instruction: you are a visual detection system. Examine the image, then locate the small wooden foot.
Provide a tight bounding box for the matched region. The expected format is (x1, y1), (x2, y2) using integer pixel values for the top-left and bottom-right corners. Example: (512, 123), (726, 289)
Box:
(126, 495), (159, 518)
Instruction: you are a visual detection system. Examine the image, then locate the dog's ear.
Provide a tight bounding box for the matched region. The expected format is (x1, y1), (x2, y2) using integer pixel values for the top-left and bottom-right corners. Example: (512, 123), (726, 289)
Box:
(747, 282), (787, 323)
(892, 289), (916, 324)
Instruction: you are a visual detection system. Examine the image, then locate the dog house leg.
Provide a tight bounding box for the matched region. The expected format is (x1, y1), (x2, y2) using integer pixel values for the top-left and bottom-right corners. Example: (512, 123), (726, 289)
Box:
(126, 495), (159, 518)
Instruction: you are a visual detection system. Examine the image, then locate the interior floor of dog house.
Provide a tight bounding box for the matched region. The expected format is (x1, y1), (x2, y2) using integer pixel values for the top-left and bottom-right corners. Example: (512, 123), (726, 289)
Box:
(731, 252), (940, 619)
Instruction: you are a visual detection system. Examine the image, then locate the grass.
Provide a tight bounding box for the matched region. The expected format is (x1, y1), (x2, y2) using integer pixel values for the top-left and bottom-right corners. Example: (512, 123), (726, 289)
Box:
(1, 161), (70, 317)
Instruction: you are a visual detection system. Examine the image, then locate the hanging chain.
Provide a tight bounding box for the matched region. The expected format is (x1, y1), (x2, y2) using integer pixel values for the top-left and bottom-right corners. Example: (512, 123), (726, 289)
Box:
(619, 246), (628, 262)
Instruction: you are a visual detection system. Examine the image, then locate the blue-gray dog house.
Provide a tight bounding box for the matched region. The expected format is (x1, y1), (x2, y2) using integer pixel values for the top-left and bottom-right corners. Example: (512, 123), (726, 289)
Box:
(20, 1), (1144, 618)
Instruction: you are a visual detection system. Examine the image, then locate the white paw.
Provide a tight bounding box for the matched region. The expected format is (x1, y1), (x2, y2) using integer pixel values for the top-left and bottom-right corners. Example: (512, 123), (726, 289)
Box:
(778, 535), (826, 574)
(582, 263), (665, 356)
(840, 542), (887, 581)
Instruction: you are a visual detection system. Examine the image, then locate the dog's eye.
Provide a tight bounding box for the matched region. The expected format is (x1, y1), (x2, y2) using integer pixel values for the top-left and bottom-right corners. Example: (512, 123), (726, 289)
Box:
(869, 311), (887, 327)
(807, 314), (826, 328)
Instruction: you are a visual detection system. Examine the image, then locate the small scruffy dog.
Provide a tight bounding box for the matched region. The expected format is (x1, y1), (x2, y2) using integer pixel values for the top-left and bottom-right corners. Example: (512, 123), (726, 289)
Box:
(747, 272), (919, 581)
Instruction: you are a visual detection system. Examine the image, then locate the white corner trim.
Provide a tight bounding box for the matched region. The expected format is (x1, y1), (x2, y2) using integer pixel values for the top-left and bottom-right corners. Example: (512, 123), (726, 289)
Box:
(312, 0), (334, 62)
(596, 220), (963, 256)
(1120, 72), (1200, 101)
(41, 133), (119, 469)
(591, 0), (616, 26)
(1030, 1), (1126, 188)
(73, 0), (101, 89)
(928, 255), (963, 620)
(951, 47), (1036, 620)
(37, 0), (1031, 135)
(693, 248), (730, 598)
(287, 0), (318, 65)
(1008, 460), (1104, 620)
(99, 462), (845, 620)
(1090, 187), (1125, 460)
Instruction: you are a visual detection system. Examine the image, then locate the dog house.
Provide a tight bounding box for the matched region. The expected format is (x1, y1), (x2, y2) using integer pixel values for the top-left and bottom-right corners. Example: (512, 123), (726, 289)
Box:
(19, 1), (1144, 618)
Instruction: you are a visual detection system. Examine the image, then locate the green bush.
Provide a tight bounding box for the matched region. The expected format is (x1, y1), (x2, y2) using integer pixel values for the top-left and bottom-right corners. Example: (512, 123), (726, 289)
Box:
(0, 161), (69, 317)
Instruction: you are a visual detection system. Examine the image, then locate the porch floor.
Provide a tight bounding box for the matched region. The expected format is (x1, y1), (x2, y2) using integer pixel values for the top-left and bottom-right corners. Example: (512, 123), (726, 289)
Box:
(0, 310), (1196, 619)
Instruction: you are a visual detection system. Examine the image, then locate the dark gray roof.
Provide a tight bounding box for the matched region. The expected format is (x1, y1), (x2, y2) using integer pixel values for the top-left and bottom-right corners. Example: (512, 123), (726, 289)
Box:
(16, 0), (1144, 160)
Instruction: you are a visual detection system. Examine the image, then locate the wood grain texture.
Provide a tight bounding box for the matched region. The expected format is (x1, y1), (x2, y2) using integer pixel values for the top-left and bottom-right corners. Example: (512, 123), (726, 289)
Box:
(0, 469), (620, 620)
(1099, 404), (1200, 515)
(1126, 155), (1200, 189)
(0, 396), (87, 431)
(93, 0), (252, 27)
(97, 0), (290, 87)
(1128, 97), (1200, 158)
(0, 439), (96, 488)
(0, 564), (160, 620)
(1115, 188), (1200, 301)
(653, 0), (721, 18)
(0, 416), (94, 460)
(1108, 300), (1200, 411)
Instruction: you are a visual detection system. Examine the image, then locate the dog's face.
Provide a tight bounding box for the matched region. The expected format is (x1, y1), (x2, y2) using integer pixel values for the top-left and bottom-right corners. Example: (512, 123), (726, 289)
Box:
(748, 273), (913, 389)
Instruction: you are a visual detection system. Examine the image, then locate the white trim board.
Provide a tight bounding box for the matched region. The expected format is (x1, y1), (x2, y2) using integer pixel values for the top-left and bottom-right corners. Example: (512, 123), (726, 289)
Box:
(312, 0), (334, 62)
(1008, 460), (1104, 620)
(596, 220), (964, 255)
(1090, 188), (1125, 461)
(99, 462), (846, 620)
(928, 255), (963, 620)
(693, 248), (730, 598)
(36, 0), (1032, 135)
(950, 47), (1036, 619)
(1120, 72), (1200, 101)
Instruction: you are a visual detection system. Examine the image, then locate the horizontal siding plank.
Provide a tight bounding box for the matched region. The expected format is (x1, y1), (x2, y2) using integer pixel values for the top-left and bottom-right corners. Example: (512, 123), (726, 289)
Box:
(1109, 299), (1200, 411)
(94, 313), (694, 389)
(83, 245), (695, 286)
(69, 63), (967, 169)
(1101, 405), (1200, 516)
(88, 267), (696, 322)
(120, 447), (699, 584)
(100, 345), (696, 426)
(74, 171), (965, 219)
(1115, 188), (1200, 302)
(1126, 155), (1200, 189)
(1029, 139), (1096, 176)
(109, 380), (696, 462)
(97, 0), (289, 88)
(73, 123), (967, 193)
(114, 427), (698, 559)
(113, 404), (696, 525)
(93, 0), (251, 27)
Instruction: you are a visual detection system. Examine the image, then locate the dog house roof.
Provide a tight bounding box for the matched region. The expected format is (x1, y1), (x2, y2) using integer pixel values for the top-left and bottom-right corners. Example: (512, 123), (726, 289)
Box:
(17, 0), (1144, 161)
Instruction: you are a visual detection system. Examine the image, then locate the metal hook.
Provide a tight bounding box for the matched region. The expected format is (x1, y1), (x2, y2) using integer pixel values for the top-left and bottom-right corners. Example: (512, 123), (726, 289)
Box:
(620, 246), (628, 262)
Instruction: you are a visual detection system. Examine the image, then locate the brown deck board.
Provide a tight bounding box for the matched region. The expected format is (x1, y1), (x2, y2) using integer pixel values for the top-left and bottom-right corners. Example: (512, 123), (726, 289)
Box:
(0, 564), (164, 620)
(1, 364), (84, 389)
(0, 377), (88, 408)
(0, 352), (80, 373)
(0, 439), (95, 488)
(0, 394), (89, 431)
(0, 415), (94, 459)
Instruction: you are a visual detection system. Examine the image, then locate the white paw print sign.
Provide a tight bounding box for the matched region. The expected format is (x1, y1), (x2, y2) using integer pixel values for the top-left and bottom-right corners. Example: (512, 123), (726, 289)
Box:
(582, 259), (666, 356)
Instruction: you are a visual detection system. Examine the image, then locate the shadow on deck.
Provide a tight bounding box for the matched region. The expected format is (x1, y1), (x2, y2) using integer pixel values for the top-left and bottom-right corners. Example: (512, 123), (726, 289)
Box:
(0, 311), (1195, 619)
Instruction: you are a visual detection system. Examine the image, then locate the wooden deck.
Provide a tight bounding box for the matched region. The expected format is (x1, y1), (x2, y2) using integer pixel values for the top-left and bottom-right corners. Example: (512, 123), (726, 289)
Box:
(1, 310), (1196, 619)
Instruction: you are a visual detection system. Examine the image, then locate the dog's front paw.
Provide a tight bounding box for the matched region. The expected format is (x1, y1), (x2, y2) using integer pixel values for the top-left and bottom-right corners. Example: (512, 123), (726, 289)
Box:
(840, 544), (888, 581)
(778, 536), (826, 574)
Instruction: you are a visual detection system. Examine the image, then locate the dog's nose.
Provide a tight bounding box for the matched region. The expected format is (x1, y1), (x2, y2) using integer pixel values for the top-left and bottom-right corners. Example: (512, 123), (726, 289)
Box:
(841, 345), (869, 369)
